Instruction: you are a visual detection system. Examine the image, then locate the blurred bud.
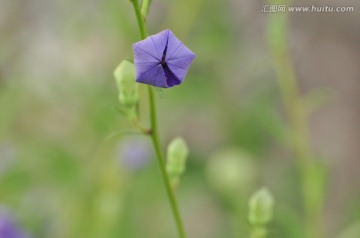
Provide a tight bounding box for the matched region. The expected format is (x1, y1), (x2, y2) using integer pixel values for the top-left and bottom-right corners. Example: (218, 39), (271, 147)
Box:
(0, 207), (29, 238)
(166, 137), (189, 187)
(113, 60), (138, 108)
(206, 148), (256, 196)
(248, 187), (275, 226)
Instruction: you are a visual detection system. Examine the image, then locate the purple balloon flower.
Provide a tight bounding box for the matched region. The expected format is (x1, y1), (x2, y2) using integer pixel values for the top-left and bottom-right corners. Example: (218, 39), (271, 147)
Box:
(133, 29), (195, 88)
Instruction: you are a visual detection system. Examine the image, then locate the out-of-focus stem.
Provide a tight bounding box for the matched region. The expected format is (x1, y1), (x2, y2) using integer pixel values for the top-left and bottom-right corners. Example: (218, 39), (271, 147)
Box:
(266, 1), (324, 238)
(130, 1), (187, 237)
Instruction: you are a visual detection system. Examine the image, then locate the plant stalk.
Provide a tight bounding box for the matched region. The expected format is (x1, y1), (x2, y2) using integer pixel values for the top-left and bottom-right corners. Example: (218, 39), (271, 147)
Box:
(130, 0), (187, 237)
(266, 3), (324, 238)
(148, 86), (187, 238)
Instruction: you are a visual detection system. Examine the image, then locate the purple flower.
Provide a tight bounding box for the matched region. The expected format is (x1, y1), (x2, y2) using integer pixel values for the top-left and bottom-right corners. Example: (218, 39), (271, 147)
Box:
(0, 209), (29, 238)
(133, 29), (195, 88)
(116, 137), (153, 171)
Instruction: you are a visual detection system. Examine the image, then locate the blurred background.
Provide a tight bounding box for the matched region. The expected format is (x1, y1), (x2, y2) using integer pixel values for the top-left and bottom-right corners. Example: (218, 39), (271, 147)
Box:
(0, 0), (360, 237)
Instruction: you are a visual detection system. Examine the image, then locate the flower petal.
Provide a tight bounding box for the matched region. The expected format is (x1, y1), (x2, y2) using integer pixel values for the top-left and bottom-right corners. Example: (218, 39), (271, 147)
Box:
(167, 56), (195, 70)
(166, 31), (195, 61)
(166, 64), (191, 83)
(149, 30), (170, 59)
(133, 38), (161, 62)
(134, 61), (159, 81)
(136, 64), (168, 88)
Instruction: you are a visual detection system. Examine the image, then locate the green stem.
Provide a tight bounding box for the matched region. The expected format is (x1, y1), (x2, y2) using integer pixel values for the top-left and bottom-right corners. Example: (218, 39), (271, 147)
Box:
(130, 1), (187, 237)
(267, 3), (324, 238)
(148, 87), (187, 238)
(130, 0), (147, 39)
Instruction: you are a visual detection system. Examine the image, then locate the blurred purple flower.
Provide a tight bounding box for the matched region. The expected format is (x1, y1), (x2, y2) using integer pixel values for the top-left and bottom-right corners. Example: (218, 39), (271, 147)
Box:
(117, 138), (153, 170)
(133, 29), (195, 88)
(0, 209), (29, 238)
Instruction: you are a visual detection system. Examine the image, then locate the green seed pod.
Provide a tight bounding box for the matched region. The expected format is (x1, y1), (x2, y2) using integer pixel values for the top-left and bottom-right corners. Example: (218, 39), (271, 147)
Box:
(113, 60), (139, 108)
(166, 137), (189, 185)
(249, 187), (275, 226)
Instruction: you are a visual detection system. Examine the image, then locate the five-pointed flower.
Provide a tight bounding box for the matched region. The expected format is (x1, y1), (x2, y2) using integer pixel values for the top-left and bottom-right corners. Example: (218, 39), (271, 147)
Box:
(133, 29), (195, 88)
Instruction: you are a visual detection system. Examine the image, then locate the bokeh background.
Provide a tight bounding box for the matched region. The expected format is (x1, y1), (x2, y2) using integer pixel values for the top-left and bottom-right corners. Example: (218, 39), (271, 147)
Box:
(1, 0), (360, 237)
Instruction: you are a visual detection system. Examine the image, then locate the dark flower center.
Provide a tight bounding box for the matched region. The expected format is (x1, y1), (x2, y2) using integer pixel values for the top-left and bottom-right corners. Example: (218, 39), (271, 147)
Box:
(160, 43), (180, 87)
(161, 45), (167, 65)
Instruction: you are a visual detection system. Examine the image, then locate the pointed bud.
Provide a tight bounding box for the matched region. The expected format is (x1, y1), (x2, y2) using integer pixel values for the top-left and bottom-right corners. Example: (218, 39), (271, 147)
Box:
(249, 187), (275, 226)
(113, 60), (139, 108)
(166, 137), (189, 187)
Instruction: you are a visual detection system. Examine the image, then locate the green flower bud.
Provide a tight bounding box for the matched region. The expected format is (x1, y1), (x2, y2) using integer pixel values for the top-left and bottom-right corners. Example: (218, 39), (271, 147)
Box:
(113, 60), (138, 108)
(249, 187), (275, 226)
(206, 148), (256, 196)
(166, 137), (189, 186)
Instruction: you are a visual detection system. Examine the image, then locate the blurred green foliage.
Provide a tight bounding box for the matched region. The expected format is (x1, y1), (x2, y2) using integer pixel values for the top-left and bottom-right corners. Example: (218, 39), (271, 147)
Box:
(0, 0), (359, 238)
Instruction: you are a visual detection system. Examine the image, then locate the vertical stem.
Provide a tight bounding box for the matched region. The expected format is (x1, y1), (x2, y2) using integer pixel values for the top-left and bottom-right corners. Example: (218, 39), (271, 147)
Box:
(148, 87), (187, 238)
(130, 0), (147, 39)
(266, 1), (324, 238)
(130, 0), (187, 237)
